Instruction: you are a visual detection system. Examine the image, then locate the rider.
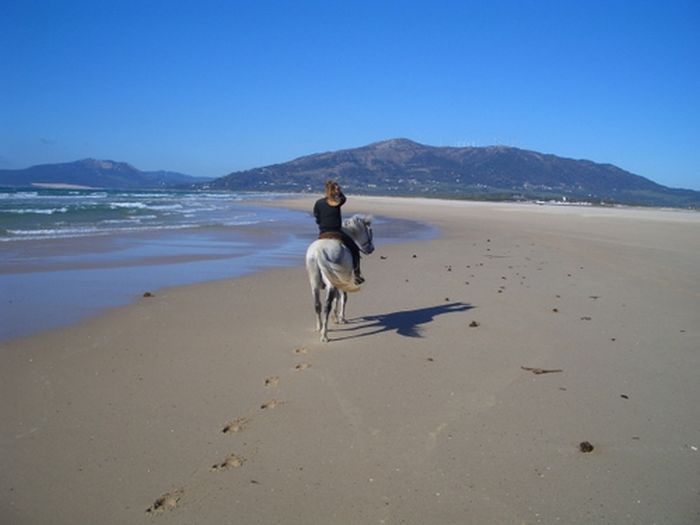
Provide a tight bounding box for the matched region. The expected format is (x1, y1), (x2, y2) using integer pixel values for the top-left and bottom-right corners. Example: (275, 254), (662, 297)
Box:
(313, 180), (364, 285)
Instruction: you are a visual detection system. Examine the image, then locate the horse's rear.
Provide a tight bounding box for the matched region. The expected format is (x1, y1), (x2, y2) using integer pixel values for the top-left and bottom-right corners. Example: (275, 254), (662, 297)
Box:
(305, 239), (358, 342)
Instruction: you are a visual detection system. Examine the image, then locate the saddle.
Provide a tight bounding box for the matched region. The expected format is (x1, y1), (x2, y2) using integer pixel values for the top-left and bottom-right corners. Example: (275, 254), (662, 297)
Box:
(318, 231), (343, 241)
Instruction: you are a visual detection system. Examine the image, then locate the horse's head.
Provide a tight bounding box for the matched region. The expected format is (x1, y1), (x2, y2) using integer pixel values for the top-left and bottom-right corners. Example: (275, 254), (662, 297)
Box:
(343, 214), (374, 254)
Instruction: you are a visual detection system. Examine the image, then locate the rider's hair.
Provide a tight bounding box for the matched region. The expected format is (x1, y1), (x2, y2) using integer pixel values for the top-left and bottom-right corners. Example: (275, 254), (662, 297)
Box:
(325, 180), (341, 202)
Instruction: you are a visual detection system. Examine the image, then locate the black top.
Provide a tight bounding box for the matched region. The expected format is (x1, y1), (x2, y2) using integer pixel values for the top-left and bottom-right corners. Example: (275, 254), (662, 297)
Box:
(313, 194), (347, 233)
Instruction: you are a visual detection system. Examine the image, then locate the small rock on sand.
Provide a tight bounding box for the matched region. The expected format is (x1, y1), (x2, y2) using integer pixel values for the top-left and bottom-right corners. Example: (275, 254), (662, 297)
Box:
(579, 441), (594, 453)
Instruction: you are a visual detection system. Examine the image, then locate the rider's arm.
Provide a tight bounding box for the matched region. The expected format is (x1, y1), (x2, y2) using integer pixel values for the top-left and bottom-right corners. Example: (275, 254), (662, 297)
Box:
(313, 200), (321, 225)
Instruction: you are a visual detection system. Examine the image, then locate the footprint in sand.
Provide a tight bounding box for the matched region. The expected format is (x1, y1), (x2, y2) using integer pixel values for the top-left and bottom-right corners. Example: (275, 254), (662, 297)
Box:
(222, 417), (248, 434)
(264, 376), (280, 387)
(295, 363), (312, 371)
(293, 347), (308, 355)
(146, 488), (184, 513)
(211, 453), (244, 471)
(260, 399), (282, 410)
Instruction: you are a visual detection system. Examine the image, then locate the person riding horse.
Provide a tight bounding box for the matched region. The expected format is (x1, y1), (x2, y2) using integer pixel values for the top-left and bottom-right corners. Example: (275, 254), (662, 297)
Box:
(313, 180), (364, 285)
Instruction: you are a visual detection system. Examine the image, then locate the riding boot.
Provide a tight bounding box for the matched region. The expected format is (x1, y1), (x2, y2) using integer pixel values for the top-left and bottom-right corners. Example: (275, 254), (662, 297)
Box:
(353, 257), (364, 285)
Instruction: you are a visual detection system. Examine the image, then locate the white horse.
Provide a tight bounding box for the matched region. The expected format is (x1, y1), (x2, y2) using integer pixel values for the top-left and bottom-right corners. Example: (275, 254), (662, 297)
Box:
(305, 214), (374, 342)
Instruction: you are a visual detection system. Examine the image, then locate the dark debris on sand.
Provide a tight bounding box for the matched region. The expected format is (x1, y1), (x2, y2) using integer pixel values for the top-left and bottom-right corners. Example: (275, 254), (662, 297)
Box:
(579, 441), (595, 453)
(521, 366), (563, 375)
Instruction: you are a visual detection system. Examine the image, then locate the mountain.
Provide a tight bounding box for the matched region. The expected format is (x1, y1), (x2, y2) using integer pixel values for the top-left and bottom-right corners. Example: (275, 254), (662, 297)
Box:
(0, 159), (210, 189)
(209, 139), (700, 208)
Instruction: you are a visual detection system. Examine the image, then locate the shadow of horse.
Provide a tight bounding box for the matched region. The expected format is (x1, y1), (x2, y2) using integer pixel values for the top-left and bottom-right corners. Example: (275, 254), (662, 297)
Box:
(332, 302), (474, 340)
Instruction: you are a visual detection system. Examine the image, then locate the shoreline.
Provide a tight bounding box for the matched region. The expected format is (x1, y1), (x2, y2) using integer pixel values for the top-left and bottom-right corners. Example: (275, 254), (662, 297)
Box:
(0, 199), (434, 342)
(2, 196), (699, 524)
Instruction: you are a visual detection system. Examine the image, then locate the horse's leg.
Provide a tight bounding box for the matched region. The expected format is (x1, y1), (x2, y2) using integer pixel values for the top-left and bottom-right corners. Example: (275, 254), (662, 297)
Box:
(332, 292), (345, 323)
(321, 287), (337, 342)
(336, 291), (348, 324)
(331, 293), (339, 323)
(307, 256), (323, 332)
(312, 282), (322, 332)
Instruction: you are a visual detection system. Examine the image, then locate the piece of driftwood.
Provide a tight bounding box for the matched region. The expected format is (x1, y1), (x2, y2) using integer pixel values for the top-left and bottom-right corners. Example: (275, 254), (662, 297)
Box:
(521, 366), (563, 375)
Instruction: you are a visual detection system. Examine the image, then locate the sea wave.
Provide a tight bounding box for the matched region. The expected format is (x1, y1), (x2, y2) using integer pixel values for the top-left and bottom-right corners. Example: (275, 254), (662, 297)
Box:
(1, 218), (272, 241)
(109, 202), (149, 209)
(1, 222), (238, 241)
(0, 191), (40, 199)
(146, 204), (184, 211)
(2, 207), (69, 215)
(99, 218), (145, 225)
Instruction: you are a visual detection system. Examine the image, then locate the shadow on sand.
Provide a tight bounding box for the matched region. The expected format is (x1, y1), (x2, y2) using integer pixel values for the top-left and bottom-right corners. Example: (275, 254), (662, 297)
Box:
(331, 302), (474, 340)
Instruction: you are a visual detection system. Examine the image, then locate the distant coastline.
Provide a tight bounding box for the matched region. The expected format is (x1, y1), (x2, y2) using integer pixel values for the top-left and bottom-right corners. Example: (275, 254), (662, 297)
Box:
(31, 182), (97, 190)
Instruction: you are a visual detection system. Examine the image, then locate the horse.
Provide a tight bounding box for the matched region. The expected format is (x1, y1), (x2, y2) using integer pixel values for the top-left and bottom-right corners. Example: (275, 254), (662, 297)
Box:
(305, 214), (374, 342)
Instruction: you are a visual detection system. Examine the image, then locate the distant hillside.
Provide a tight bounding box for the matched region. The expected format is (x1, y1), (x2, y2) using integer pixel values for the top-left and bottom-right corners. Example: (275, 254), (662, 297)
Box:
(0, 159), (209, 189)
(209, 139), (700, 208)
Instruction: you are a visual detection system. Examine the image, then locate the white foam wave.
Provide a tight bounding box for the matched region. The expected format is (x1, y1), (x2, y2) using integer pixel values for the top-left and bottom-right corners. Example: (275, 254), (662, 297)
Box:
(147, 204), (184, 211)
(0, 191), (39, 199)
(115, 193), (169, 198)
(2, 223), (205, 241)
(99, 218), (144, 225)
(6, 227), (102, 237)
(3, 207), (69, 214)
(109, 202), (149, 209)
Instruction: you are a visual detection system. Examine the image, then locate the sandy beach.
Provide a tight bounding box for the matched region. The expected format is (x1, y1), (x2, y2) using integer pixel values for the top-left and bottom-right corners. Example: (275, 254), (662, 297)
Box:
(2, 197), (699, 524)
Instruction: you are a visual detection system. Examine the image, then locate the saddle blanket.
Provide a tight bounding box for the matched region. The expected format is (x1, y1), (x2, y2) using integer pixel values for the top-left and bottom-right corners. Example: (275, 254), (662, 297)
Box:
(318, 231), (343, 241)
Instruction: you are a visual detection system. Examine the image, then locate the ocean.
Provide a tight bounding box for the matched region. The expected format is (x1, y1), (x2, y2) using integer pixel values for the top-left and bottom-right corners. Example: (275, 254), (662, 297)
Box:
(0, 188), (435, 341)
(0, 188), (296, 241)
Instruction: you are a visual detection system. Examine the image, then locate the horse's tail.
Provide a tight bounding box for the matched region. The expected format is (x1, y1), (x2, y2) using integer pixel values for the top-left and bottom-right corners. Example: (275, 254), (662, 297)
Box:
(306, 243), (360, 293)
(319, 256), (361, 293)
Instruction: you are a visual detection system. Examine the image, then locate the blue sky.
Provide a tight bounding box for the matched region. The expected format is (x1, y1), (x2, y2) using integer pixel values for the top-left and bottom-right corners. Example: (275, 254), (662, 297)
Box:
(1, 1), (699, 189)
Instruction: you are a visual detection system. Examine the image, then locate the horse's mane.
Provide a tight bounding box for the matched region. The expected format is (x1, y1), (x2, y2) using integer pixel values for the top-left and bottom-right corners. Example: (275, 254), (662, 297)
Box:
(343, 214), (373, 235)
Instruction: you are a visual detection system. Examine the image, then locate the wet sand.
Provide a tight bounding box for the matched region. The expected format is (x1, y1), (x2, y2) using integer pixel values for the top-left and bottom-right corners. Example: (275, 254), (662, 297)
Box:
(2, 197), (699, 524)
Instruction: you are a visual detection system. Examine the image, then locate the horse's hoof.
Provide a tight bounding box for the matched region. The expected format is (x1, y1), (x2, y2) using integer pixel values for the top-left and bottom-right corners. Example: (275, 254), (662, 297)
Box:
(321, 335), (329, 343)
